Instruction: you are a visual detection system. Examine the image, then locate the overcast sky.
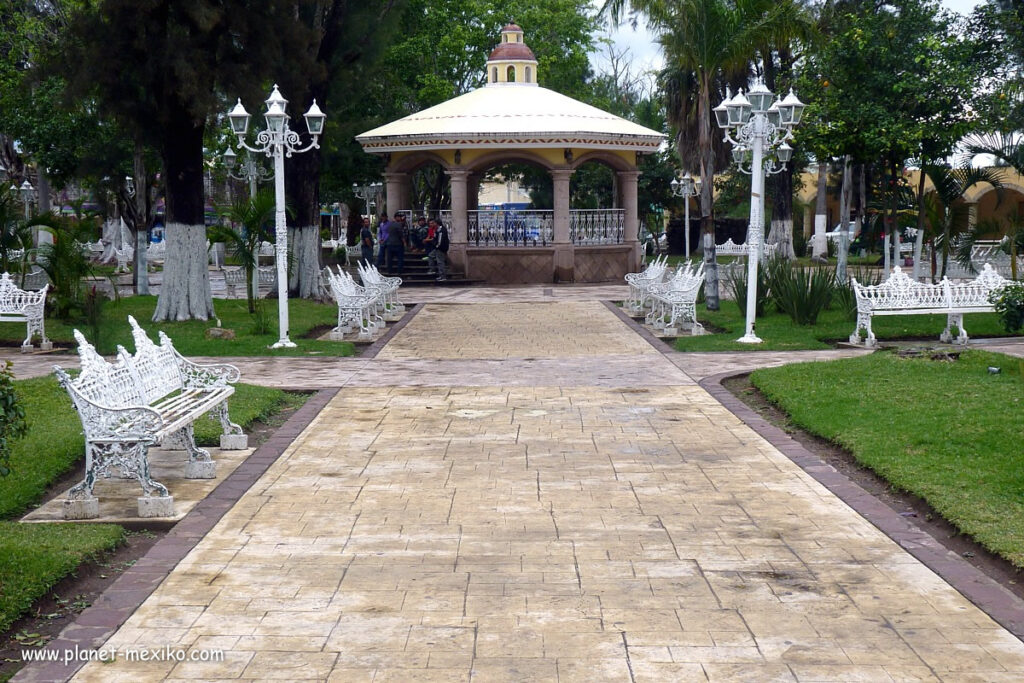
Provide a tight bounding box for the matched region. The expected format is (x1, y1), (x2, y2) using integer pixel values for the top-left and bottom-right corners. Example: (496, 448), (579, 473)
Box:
(589, 0), (986, 76)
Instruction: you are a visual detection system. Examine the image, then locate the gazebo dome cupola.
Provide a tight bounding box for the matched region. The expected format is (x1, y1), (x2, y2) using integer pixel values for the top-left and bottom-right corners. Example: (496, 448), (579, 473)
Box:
(486, 23), (538, 86)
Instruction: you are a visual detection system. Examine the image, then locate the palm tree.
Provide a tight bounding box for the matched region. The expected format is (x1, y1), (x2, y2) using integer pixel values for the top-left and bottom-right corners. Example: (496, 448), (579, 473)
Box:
(958, 213), (1024, 281)
(603, 0), (812, 309)
(210, 190), (276, 313)
(0, 189), (61, 278)
(919, 164), (1002, 280)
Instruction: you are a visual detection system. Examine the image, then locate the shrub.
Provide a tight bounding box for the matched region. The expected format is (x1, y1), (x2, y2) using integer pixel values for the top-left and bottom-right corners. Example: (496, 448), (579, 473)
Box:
(0, 361), (27, 477)
(990, 281), (1024, 333)
(770, 263), (836, 325)
(726, 260), (771, 318)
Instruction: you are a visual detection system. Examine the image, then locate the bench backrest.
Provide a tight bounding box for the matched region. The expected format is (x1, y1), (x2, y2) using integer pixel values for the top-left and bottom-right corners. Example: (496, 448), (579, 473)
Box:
(0, 272), (48, 311)
(852, 267), (947, 310)
(126, 315), (184, 403)
(62, 329), (144, 410)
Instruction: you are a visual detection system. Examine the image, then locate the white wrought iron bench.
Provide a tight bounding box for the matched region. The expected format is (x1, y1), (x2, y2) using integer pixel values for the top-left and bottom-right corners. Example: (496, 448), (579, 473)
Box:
(54, 316), (247, 519)
(647, 261), (706, 336)
(223, 265), (277, 298)
(850, 264), (1007, 347)
(0, 272), (51, 351)
(716, 238), (778, 258)
(357, 262), (404, 319)
(624, 255), (668, 314)
(323, 266), (385, 339)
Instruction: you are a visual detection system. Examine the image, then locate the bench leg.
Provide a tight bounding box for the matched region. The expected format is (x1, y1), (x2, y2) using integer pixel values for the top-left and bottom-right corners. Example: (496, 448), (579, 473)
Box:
(215, 401), (248, 450)
(943, 313), (968, 344)
(172, 425), (217, 479)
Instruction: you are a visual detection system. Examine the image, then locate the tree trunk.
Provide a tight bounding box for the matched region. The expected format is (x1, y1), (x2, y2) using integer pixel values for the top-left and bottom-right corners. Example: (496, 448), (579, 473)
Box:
(767, 165), (795, 260)
(132, 142), (150, 295)
(284, 138), (322, 299)
(837, 156), (852, 282)
(698, 79), (718, 310)
(153, 111), (214, 321)
(857, 164), (866, 254)
(913, 167), (927, 281)
(812, 161), (828, 260)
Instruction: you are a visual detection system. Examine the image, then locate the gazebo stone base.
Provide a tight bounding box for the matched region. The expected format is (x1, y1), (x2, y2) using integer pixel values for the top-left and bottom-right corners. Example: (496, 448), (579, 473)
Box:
(462, 244), (636, 284)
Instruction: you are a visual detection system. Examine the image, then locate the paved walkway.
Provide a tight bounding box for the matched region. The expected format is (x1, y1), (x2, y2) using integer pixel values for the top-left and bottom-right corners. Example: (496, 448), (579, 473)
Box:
(41, 297), (1024, 682)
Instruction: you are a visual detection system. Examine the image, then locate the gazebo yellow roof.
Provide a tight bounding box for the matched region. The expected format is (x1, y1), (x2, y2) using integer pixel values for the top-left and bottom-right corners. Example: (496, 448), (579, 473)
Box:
(357, 26), (664, 154)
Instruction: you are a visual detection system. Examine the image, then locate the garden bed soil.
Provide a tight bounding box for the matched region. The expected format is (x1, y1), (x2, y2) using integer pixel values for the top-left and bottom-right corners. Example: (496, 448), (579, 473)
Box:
(722, 373), (1024, 602)
(0, 392), (310, 683)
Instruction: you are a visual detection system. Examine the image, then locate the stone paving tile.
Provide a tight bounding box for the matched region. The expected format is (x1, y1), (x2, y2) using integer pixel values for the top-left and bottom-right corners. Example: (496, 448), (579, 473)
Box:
(70, 377), (1024, 681)
(376, 301), (655, 360)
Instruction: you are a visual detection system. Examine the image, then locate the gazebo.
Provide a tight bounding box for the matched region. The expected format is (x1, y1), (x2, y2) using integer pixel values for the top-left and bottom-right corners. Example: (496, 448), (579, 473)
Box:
(356, 24), (665, 283)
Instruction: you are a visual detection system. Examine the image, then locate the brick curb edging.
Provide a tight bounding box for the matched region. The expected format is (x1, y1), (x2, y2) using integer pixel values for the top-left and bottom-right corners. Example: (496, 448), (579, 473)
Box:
(361, 303), (424, 358)
(699, 370), (1024, 641)
(13, 388), (340, 683)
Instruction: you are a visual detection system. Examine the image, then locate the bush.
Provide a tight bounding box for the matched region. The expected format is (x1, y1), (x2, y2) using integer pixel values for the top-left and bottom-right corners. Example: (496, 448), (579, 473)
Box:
(726, 260), (772, 318)
(0, 361), (27, 477)
(991, 281), (1024, 333)
(769, 262), (836, 325)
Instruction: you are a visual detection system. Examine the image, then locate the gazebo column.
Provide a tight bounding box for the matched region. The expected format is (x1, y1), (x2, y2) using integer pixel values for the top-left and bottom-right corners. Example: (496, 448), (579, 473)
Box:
(447, 169), (470, 275)
(384, 172), (409, 214)
(618, 170), (641, 271)
(551, 168), (574, 282)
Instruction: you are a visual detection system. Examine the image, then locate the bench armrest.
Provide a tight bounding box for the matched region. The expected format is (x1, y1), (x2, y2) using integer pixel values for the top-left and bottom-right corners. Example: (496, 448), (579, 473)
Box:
(175, 354), (241, 389)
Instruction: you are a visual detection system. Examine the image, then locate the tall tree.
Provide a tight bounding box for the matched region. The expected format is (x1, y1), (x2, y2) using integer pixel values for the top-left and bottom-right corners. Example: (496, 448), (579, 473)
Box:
(603, 0), (812, 310)
(62, 0), (312, 320)
(271, 1), (404, 299)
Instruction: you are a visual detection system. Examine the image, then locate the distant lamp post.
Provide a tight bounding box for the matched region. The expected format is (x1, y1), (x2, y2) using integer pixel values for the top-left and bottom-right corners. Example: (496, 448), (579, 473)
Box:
(717, 78), (804, 344)
(352, 182), (382, 220)
(224, 147), (272, 200)
(19, 180), (34, 220)
(227, 84), (326, 349)
(670, 172), (700, 260)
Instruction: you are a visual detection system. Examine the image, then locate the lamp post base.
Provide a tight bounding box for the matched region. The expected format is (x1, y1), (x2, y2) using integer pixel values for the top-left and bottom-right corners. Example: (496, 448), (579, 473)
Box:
(736, 333), (763, 344)
(270, 338), (297, 349)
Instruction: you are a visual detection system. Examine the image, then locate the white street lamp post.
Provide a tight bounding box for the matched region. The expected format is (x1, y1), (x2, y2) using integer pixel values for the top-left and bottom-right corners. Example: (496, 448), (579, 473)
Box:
(227, 85), (326, 349)
(224, 148), (272, 201)
(352, 182), (382, 221)
(19, 180), (34, 221)
(670, 172), (700, 260)
(716, 79), (804, 344)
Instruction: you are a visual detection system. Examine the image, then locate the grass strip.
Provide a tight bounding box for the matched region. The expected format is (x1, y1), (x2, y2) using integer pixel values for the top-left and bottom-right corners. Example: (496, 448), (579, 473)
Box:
(0, 296), (356, 357)
(750, 350), (1024, 566)
(0, 522), (125, 633)
(674, 304), (1015, 352)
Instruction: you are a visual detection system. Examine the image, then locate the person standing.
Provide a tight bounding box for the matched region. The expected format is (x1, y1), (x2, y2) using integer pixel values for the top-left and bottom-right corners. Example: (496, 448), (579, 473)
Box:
(359, 216), (374, 266)
(423, 219), (438, 273)
(386, 212), (407, 275)
(430, 219), (449, 282)
(375, 214), (390, 269)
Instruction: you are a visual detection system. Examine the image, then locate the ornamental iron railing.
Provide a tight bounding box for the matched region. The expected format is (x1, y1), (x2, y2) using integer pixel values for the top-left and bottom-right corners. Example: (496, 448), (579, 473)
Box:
(570, 209), (624, 245)
(467, 210), (553, 247)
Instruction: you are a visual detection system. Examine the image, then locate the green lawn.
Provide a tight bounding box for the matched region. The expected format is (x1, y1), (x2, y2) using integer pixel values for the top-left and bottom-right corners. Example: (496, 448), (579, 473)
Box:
(671, 303), (1016, 352)
(0, 296), (356, 357)
(0, 376), (294, 633)
(751, 350), (1024, 567)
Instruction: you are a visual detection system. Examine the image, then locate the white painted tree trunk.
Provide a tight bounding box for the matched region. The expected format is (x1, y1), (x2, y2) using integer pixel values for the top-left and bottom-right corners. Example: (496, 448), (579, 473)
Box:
(100, 219), (118, 263)
(152, 223), (215, 321)
(768, 218), (795, 260)
(812, 162), (828, 260)
(288, 225), (322, 299)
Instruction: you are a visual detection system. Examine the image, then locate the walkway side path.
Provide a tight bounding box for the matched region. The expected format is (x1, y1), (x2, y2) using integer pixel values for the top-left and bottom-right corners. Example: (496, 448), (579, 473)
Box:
(56, 300), (1024, 681)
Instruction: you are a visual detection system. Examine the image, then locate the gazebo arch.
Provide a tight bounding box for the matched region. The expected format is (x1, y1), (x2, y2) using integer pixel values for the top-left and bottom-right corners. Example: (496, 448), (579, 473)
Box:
(357, 24), (664, 283)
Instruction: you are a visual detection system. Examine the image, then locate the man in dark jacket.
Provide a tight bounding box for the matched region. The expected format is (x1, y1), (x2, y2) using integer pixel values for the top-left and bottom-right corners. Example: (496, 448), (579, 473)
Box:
(429, 219), (449, 281)
(386, 212), (407, 275)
